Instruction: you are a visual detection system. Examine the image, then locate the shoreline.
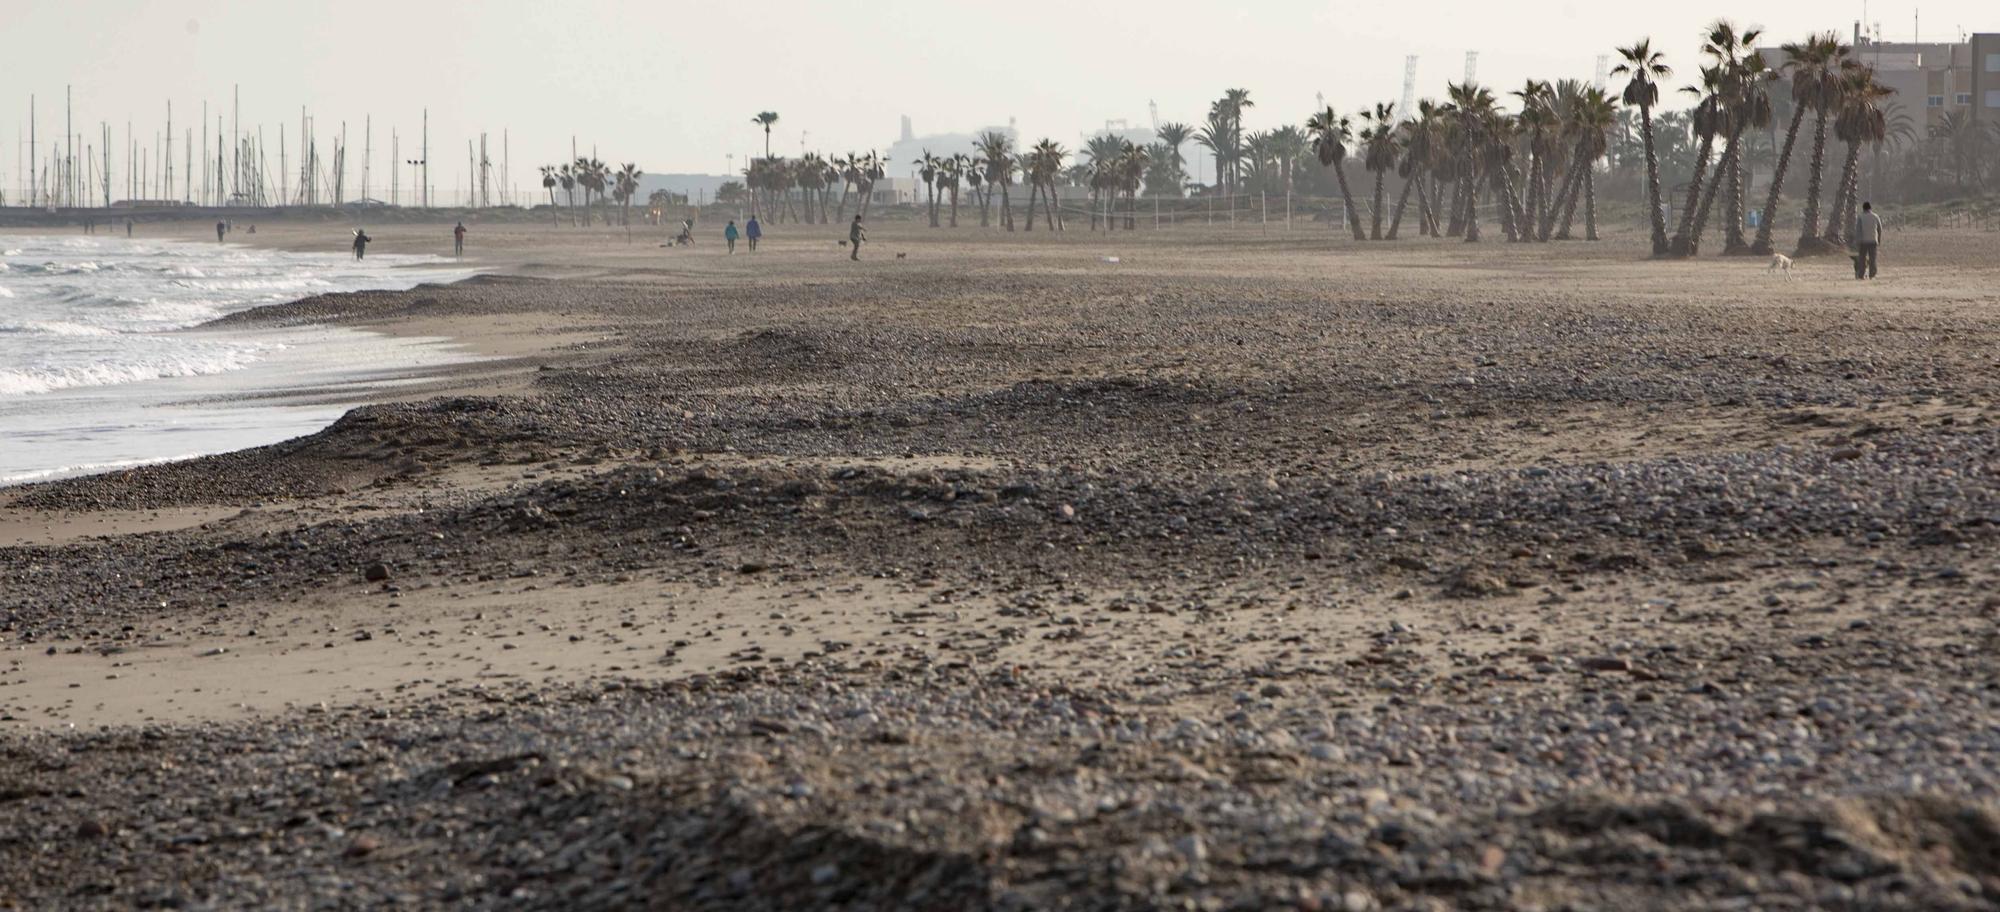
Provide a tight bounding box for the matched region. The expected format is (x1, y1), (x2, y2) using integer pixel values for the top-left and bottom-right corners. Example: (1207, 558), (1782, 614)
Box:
(0, 228), (513, 487)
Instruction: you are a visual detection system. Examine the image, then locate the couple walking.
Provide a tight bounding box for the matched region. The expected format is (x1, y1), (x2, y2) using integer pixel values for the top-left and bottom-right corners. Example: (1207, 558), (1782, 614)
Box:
(724, 216), (763, 253)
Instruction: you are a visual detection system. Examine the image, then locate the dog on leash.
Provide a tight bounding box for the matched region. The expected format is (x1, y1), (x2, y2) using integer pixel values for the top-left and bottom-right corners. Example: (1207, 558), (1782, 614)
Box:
(1767, 253), (1794, 275)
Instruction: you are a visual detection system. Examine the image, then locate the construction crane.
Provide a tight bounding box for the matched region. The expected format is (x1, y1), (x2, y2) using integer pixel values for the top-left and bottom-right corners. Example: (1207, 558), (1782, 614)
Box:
(1401, 56), (1419, 115)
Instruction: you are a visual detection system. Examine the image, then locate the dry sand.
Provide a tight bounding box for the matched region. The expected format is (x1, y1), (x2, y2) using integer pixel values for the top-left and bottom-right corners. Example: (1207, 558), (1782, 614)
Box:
(3, 213), (2000, 909)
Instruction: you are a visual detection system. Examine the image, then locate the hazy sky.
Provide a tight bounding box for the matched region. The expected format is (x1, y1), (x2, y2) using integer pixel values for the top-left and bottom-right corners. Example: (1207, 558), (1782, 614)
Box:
(6, 0), (1990, 197)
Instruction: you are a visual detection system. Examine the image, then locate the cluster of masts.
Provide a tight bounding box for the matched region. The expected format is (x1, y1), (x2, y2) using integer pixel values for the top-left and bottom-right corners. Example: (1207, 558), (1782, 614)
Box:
(14, 86), (514, 210)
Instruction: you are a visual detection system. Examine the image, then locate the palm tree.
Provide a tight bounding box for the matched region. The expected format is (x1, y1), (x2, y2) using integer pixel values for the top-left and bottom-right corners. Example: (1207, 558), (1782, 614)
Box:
(913, 150), (941, 227)
(1571, 87), (1618, 240)
(974, 132), (1012, 228)
(1668, 65), (1725, 256)
(1751, 34), (1836, 254)
(1796, 40), (1853, 253)
(752, 112), (779, 157)
(1223, 89), (1254, 192)
(1512, 80), (1555, 239)
(539, 165), (559, 226)
(1717, 53), (1774, 253)
(942, 153), (969, 227)
(857, 152), (886, 218)
(1022, 139), (1066, 231)
(557, 163), (577, 226)
(1825, 66), (1891, 246)
(1358, 102), (1399, 239)
(1613, 39), (1674, 254)
(613, 163), (642, 236)
(1154, 122), (1192, 194)
(1307, 106), (1365, 241)
(1391, 101), (1443, 238)
(1194, 109), (1237, 198)
(1482, 111), (1528, 242)
(1116, 142), (1148, 228)
(1446, 81), (1497, 242)
(1083, 134), (1122, 230)
(976, 132), (1016, 230)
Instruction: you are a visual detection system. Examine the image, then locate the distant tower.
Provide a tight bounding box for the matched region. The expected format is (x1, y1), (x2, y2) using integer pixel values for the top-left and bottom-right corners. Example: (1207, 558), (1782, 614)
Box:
(1401, 55), (1419, 114)
(1316, 91), (1325, 111)
(899, 115), (913, 143)
(1593, 54), (1610, 90)
(1148, 99), (1159, 131)
(1463, 51), (1478, 84)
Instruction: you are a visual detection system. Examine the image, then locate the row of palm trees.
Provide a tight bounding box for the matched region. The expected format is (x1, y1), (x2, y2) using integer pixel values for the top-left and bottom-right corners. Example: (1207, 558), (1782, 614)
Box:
(738, 152), (890, 224)
(1618, 24), (1901, 258)
(726, 26), (1922, 252)
(536, 157), (643, 227)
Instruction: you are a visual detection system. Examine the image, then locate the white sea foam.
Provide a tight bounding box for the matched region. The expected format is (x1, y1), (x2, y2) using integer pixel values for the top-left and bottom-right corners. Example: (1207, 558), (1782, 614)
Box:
(0, 234), (477, 485)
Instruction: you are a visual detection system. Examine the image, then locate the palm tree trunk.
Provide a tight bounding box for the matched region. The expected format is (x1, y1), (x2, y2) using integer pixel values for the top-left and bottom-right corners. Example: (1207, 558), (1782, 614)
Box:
(1492, 165), (1523, 242)
(1554, 156), (1587, 239)
(1639, 104), (1668, 255)
(1669, 128), (1717, 256)
(979, 184), (991, 227)
(1413, 175), (1433, 236)
(1723, 135), (1747, 251)
(1825, 139), (1862, 246)
(949, 186), (959, 227)
(1447, 174), (1467, 237)
(1001, 183), (1013, 231)
(1333, 163), (1365, 240)
(1387, 170), (1417, 239)
(1462, 168), (1483, 242)
(548, 188), (558, 226)
(1524, 143), (1542, 236)
(1537, 152), (1560, 239)
(1369, 169), (1386, 239)
(1024, 184), (1037, 232)
(1750, 104), (1807, 254)
(1797, 108), (1832, 252)
(1583, 169), (1600, 241)
(1428, 175), (1444, 235)
(1049, 180), (1062, 230)
(1689, 126), (1742, 255)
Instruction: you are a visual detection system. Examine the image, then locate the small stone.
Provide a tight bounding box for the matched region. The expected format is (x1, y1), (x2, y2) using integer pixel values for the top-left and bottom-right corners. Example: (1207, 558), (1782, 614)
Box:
(363, 563), (392, 583)
(1259, 682), (1287, 698)
(1579, 656), (1632, 673)
(811, 863), (839, 885)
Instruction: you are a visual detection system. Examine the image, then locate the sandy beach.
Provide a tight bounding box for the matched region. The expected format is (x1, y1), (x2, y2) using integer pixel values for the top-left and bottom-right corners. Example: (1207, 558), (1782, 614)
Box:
(5, 213), (2000, 909)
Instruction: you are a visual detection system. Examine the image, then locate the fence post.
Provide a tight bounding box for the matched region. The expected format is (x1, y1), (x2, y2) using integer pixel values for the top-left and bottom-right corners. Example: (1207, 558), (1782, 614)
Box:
(1261, 192), (1267, 234)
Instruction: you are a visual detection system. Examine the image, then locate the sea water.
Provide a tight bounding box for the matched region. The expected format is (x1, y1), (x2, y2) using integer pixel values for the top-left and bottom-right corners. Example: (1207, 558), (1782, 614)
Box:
(0, 235), (477, 485)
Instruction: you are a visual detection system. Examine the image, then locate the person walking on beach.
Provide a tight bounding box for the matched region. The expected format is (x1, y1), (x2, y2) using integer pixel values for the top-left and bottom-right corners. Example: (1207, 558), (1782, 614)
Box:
(216, 220), (227, 244)
(848, 215), (865, 261)
(724, 220), (739, 254)
(745, 215), (762, 252)
(125, 219), (133, 237)
(352, 229), (372, 260)
(453, 221), (467, 258)
(1853, 201), (1884, 280)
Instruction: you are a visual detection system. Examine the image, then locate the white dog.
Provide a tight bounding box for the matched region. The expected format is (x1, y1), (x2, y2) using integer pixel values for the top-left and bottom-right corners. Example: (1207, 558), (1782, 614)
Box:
(1767, 253), (1794, 275)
